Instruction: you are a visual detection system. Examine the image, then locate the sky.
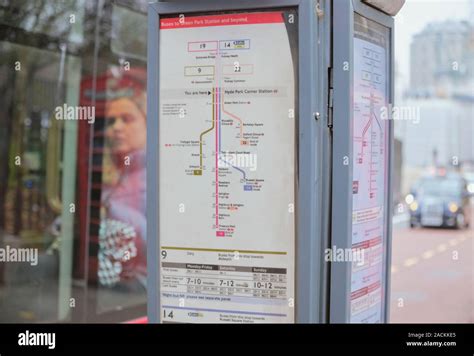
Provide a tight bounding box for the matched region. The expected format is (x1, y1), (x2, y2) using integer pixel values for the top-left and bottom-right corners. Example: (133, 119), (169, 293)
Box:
(394, 0), (473, 89)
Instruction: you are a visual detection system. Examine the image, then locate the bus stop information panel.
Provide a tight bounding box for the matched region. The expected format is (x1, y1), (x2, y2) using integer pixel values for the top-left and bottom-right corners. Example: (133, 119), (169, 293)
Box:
(158, 9), (298, 323)
(350, 13), (390, 323)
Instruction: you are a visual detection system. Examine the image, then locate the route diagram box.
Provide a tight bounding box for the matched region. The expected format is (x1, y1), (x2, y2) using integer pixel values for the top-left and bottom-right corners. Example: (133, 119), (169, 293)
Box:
(350, 13), (390, 323)
(158, 9), (298, 323)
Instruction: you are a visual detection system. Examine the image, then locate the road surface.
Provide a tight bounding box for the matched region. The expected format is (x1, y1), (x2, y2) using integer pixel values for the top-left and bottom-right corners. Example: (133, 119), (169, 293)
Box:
(390, 207), (474, 323)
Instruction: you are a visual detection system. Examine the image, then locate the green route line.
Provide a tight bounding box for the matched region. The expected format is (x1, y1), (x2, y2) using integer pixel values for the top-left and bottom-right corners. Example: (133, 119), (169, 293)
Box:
(198, 88), (215, 171)
(161, 246), (287, 255)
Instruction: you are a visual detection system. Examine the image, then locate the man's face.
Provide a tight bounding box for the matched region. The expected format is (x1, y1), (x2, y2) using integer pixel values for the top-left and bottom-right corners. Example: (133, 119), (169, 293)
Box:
(105, 97), (146, 155)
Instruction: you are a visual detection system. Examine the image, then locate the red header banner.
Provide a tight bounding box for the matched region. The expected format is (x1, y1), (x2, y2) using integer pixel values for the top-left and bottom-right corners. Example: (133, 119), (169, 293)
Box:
(160, 12), (284, 30)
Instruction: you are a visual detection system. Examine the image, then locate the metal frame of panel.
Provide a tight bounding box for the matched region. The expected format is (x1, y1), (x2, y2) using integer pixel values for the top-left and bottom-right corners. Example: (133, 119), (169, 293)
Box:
(329, 0), (394, 323)
(147, 0), (331, 323)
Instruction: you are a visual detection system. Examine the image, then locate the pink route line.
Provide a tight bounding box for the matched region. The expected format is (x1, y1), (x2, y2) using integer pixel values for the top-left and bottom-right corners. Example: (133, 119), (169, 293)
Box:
(215, 87), (219, 227)
(369, 113), (374, 195)
(215, 42), (222, 233)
